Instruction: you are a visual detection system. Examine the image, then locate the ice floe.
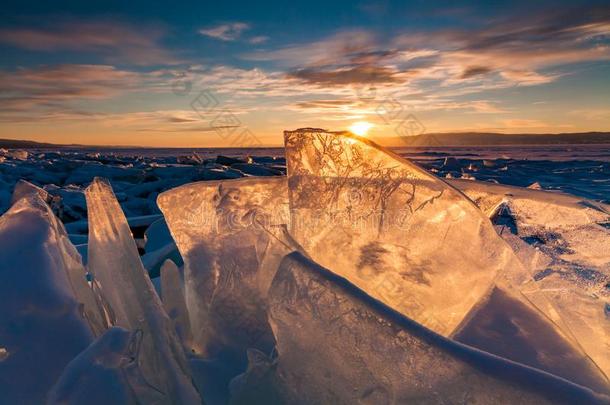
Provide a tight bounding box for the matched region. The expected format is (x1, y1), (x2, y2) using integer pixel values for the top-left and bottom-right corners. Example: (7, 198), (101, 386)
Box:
(0, 137), (609, 404)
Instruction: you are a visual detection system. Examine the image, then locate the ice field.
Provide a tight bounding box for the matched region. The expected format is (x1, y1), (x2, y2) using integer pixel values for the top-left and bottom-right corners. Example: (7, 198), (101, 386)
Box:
(0, 130), (609, 404)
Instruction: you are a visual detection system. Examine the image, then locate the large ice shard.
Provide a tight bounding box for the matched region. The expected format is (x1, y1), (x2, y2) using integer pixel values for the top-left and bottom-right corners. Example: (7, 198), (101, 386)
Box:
(0, 194), (95, 404)
(85, 177), (201, 405)
(284, 129), (525, 336)
(231, 252), (608, 404)
(158, 177), (296, 362)
(48, 327), (164, 405)
(449, 178), (610, 384)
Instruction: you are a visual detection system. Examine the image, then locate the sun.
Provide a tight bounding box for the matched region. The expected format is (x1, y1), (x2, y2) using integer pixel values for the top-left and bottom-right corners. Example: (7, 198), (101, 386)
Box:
(349, 121), (374, 137)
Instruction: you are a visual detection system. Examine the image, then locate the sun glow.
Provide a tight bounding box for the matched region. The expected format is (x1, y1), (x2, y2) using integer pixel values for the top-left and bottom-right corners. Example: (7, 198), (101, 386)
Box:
(349, 121), (374, 136)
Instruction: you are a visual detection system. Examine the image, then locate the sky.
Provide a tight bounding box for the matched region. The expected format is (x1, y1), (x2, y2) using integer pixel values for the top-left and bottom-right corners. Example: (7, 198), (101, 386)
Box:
(1, 0), (609, 147)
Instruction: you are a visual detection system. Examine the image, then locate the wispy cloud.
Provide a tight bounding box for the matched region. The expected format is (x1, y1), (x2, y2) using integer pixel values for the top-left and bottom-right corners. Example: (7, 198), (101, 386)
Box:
(570, 109), (610, 120)
(248, 35), (269, 44)
(0, 64), (171, 123)
(500, 119), (551, 129)
(0, 19), (177, 65)
(1, 64), (143, 102)
(199, 22), (250, 41)
(243, 7), (610, 93)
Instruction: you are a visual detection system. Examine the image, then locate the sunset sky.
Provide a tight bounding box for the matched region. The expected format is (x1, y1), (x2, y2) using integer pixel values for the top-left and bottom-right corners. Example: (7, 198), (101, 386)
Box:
(1, 0), (609, 146)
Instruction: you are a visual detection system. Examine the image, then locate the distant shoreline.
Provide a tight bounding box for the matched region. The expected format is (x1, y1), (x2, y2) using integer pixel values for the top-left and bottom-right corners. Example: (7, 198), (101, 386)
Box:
(2, 131), (610, 149)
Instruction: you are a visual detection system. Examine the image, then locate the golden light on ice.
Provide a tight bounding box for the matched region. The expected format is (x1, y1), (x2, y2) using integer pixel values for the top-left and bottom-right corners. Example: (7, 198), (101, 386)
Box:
(349, 121), (373, 136)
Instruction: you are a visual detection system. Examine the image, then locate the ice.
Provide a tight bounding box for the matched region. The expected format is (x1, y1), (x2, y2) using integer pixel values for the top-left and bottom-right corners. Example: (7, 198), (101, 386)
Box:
(48, 327), (163, 405)
(142, 241), (180, 278)
(10, 179), (50, 205)
(0, 194), (96, 404)
(230, 251), (608, 404)
(284, 129), (525, 336)
(144, 218), (181, 258)
(44, 184), (88, 222)
(85, 177), (201, 404)
(450, 179), (610, 383)
(158, 177), (296, 363)
(4, 149), (29, 160)
(453, 284), (610, 393)
(231, 163), (283, 176)
(160, 259), (193, 349)
(65, 161), (145, 185)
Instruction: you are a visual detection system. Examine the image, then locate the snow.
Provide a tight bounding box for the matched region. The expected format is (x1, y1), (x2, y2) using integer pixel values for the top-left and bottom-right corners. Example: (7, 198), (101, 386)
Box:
(0, 194), (95, 404)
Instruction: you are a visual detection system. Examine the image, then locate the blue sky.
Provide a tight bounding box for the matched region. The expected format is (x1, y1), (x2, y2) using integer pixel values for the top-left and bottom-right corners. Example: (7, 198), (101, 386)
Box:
(1, 0), (609, 146)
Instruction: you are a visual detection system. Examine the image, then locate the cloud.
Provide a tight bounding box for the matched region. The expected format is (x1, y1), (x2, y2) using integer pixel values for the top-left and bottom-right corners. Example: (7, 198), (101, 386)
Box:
(0, 19), (177, 65)
(414, 100), (508, 114)
(499, 70), (558, 85)
(239, 10), (609, 94)
(243, 31), (413, 87)
(395, 6), (610, 85)
(242, 30), (377, 66)
(460, 66), (493, 79)
(199, 22), (250, 41)
(0, 64), (144, 102)
(570, 109), (610, 120)
(136, 125), (240, 133)
(0, 64), (172, 123)
(248, 36), (269, 44)
(287, 65), (403, 86)
(500, 119), (550, 129)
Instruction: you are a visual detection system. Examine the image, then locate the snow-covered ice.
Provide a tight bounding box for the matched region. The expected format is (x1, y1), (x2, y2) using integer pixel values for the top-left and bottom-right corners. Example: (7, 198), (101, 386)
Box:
(449, 179), (610, 385)
(0, 194), (96, 404)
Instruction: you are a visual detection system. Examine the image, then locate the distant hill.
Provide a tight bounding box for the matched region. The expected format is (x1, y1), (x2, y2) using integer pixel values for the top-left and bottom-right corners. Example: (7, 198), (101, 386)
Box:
(3, 132), (610, 149)
(375, 132), (610, 146)
(0, 139), (70, 149)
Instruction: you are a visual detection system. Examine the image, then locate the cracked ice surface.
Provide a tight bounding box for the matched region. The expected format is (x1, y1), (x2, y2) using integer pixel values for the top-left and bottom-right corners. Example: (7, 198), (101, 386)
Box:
(231, 252), (608, 404)
(450, 179), (610, 384)
(158, 177), (295, 361)
(284, 129), (526, 336)
(86, 177), (200, 404)
(0, 194), (95, 404)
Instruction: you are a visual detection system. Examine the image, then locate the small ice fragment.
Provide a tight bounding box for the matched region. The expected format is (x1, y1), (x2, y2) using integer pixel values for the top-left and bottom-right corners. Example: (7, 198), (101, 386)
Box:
(10, 179), (50, 205)
(527, 182), (543, 190)
(6, 149), (28, 160)
(141, 241), (180, 278)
